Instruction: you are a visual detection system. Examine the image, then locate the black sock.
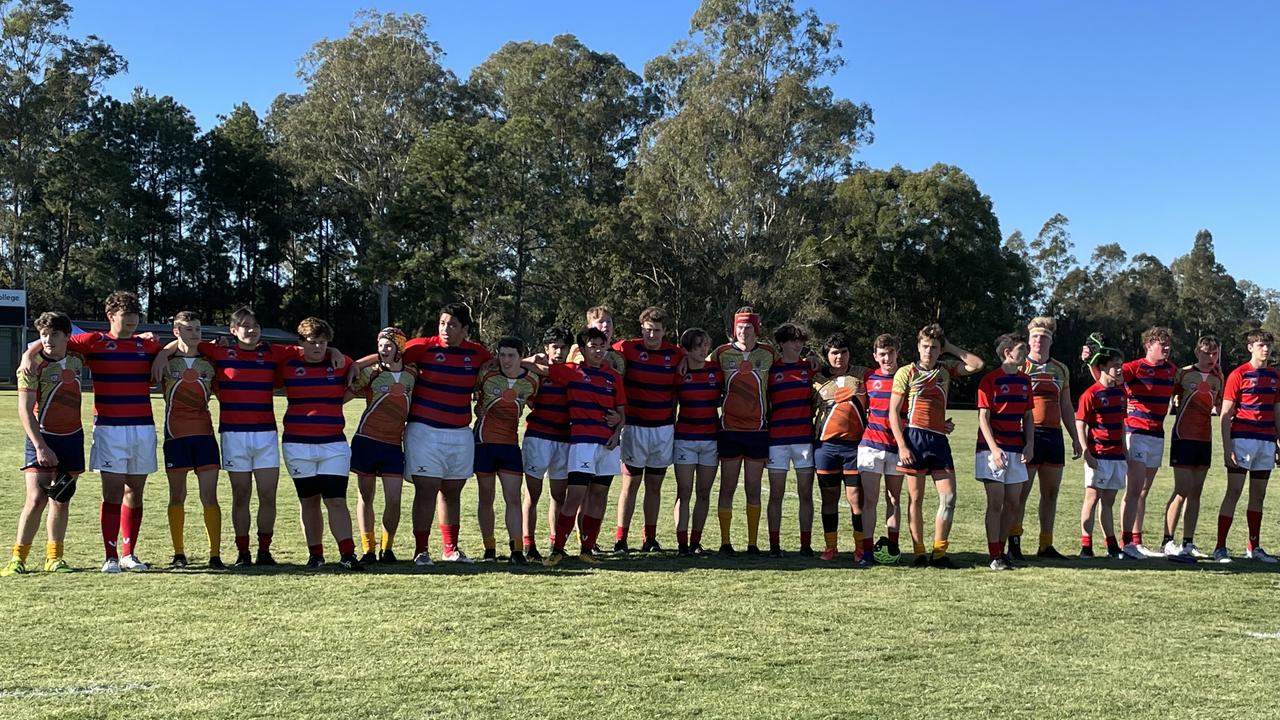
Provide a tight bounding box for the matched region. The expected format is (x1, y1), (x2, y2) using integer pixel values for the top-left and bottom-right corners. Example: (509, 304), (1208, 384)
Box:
(821, 512), (838, 534)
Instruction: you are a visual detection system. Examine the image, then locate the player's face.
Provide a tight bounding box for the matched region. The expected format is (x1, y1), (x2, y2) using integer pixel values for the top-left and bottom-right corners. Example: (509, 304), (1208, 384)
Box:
(873, 346), (898, 373)
(1029, 332), (1051, 358)
(376, 337), (399, 363)
(589, 315), (614, 340)
(827, 346), (849, 370)
(735, 321), (757, 347)
(582, 338), (608, 366)
(690, 334), (710, 359)
(641, 321), (664, 349)
(231, 319), (261, 347)
(917, 338), (941, 368)
(1005, 342), (1029, 366)
(1194, 344), (1219, 368)
(545, 341), (569, 364)
(1145, 339), (1170, 362)
(1250, 341), (1271, 364)
(438, 313), (467, 346)
(173, 320), (201, 347)
(39, 329), (68, 358)
(108, 310), (139, 338)
(300, 334), (329, 362)
(498, 346), (522, 373)
(1101, 358), (1124, 385)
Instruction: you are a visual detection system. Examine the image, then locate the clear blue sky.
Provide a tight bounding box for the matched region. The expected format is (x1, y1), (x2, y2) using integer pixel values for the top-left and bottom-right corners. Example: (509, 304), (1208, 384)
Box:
(69, 1), (1279, 290)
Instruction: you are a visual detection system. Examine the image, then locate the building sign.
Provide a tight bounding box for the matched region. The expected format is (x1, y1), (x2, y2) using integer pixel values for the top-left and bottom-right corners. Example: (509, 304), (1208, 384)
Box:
(0, 289), (26, 326)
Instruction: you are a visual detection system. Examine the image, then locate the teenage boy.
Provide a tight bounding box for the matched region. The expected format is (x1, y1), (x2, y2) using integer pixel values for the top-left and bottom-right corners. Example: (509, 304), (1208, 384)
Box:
(1077, 340), (1127, 560)
(1160, 336), (1222, 560)
(860, 334), (905, 563)
(976, 333), (1034, 571)
(765, 324), (816, 558)
(521, 325), (574, 561)
(672, 328), (720, 556)
(812, 332), (871, 565)
(473, 336), (539, 564)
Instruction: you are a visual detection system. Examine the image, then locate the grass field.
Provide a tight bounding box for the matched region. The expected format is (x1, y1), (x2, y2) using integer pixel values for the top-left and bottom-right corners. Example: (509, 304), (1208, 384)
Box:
(1, 391), (1278, 719)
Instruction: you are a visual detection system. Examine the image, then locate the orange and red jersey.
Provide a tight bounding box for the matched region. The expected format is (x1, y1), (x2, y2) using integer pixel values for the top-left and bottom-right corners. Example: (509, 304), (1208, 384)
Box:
(767, 360), (815, 445)
(401, 336), (492, 430)
(612, 339), (685, 427)
(525, 371), (570, 443)
(350, 364), (416, 445)
(1077, 383), (1126, 461)
(891, 362), (959, 436)
(709, 342), (779, 431)
(812, 367), (869, 444)
(67, 332), (162, 426)
(548, 362), (626, 446)
(17, 352), (86, 436)
(975, 369), (1032, 453)
(199, 341), (299, 433)
(277, 354), (351, 444)
(1170, 365), (1223, 442)
(473, 368), (539, 445)
(1120, 359), (1177, 436)
(859, 369), (899, 452)
(675, 365), (721, 441)
(161, 354), (216, 439)
(1022, 357), (1072, 429)
(1224, 362), (1279, 441)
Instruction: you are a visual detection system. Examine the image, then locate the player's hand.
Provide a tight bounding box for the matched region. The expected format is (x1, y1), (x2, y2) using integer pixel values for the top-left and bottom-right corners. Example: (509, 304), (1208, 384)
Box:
(217, 335), (233, 348)
(18, 352), (39, 378)
(805, 353), (821, 372)
(1083, 451), (1097, 470)
(1021, 444), (1034, 466)
(944, 417), (955, 435)
(480, 358), (498, 373)
(35, 444), (58, 468)
(1080, 345), (1092, 362)
(898, 447), (915, 467)
(1070, 438), (1083, 460)
(327, 348), (346, 370)
(1226, 451), (1240, 470)
(150, 355), (169, 385)
(606, 432), (622, 450)
(605, 409), (622, 427)
(991, 448), (1007, 470)
(345, 362), (361, 386)
(675, 356), (689, 375)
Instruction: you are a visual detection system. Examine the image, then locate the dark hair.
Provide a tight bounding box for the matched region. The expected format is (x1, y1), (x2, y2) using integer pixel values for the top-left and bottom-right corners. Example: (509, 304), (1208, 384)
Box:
(173, 310), (200, 324)
(1141, 326), (1173, 347)
(821, 331), (851, 358)
(578, 326), (608, 347)
(440, 302), (473, 329)
(35, 311), (72, 335)
(638, 306), (668, 326)
(296, 317), (333, 340)
(230, 306), (257, 327)
(679, 327), (710, 353)
(1245, 329), (1275, 347)
(873, 333), (900, 351)
(104, 290), (141, 316)
(541, 324), (573, 347)
(1085, 332), (1122, 368)
(773, 322), (808, 345)
(918, 324), (946, 345)
(497, 335), (526, 356)
(995, 332), (1028, 359)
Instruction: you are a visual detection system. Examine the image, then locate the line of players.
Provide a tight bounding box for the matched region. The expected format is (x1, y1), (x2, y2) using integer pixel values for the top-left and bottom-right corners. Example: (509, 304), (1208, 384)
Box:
(4, 292), (1278, 574)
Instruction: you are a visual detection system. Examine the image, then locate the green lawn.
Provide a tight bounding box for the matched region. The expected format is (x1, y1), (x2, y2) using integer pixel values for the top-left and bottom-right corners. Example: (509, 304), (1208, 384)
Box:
(1, 392), (1278, 719)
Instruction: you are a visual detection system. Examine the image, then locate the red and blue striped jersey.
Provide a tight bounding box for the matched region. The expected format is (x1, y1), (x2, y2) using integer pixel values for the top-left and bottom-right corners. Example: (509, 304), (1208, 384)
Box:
(401, 336), (492, 429)
(67, 332), (162, 426)
(767, 361), (814, 445)
(612, 339), (685, 427)
(525, 371), (570, 443)
(859, 369), (899, 452)
(675, 366), (721, 441)
(1224, 363), (1279, 441)
(548, 362), (626, 446)
(976, 369), (1032, 453)
(1077, 383), (1126, 461)
(1121, 359), (1177, 437)
(278, 355), (351, 444)
(199, 341), (298, 433)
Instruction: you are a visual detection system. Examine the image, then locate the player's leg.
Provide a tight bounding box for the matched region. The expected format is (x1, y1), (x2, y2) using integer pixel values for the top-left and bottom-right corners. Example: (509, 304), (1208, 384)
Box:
(717, 454), (743, 554)
(1034, 464), (1065, 557)
(546, 477), (589, 565)
(165, 468), (189, 567)
(766, 467), (787, 556)
(843, 476), (863, 559)
(294, 475), (325, 565)
(883, 473), (903, 556)
(906, 473), (926, 565)
(929, 471), (957, 565)
(195, 467), (222, 568)
(380, 474), (403, 561)
(795, 466), (814, 555)
(253, 466), (280, 563)
(523, 474), (543, 557)
(640, 468), (667, 552)
(3, 471), (49, 575)
(45, 484), (72, 572)
(582, 477), (613, 561)
(319, 474), (358, 569)
(1132, 466), (1159, 551)
(410, 475), (443, 565)
(356, 473), (378, 562)
(1245, 471), (1273, 561)
(1214, 470), (1246, 561)
(817, 471), (842, 560)
(859, 471), (881, 564)
(1099, 488), (1120, 557)
(119, 472), (148, 568)
(1163, 466), (1192, 554)
(742, 458), (765, 554)
(1079, 486), (1098, 558)
(691, 460), (717, 555)
(1011, 465), (1036, 558)
(228, 470), (253, 566)
(476, 471), (498, 560)
(497, 470), (524, 563)
(674, 462), (695, 555)
(439, 478), (468, 562)
(547, 479), (567, 552)
(983, 480), (1007, 569)
(615, 464), (643, 553)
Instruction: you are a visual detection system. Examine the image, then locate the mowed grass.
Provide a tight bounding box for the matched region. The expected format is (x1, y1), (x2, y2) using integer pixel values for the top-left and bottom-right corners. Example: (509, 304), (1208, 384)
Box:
(1, 390), (1279, 719)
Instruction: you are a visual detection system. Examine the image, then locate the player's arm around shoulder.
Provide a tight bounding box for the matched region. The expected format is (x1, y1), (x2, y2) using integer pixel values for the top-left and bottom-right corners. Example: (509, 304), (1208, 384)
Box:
(944, 340), (984, 377)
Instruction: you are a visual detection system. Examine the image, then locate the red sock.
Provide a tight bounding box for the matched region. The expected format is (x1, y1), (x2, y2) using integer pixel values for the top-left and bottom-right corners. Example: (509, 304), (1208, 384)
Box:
(100, 502), (122, 559)
(523, 535), (534, 548)
(861, 537), (874, 556)
(888, 529), (899, 545)
(690, 530), (702, 546)
(615, 525), (627, 542)
(988, 542), (1002, 560)
(1247, 510), (1263, 551)
(768, 530), (780, 547)
(439, 524), (458, 553)
(1081, 535), (1093, 548)
(800, 531), (812, 548)
(581, 515), (603, 551)
(413, 529), (431, 554)
(553, 513), (576, 551)
(235, 535), (250, 552)
(643, 524), (656, 542)
(1133, 531), (1143, 546)
(1121, 531), (1133, 546)
(1216, 514), (1233, 550)
(677, 530), (689, 545)
(337, 537), (355, 556)
(120, 504), (142, 556)
(258, 532), (273, 553)
(308, 543), (323, 558)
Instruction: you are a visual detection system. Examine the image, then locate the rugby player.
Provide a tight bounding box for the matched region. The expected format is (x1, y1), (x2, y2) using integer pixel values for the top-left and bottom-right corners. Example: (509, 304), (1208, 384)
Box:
(765, 323), (816, 558)
(1160, 335), (1222, 560)
(860, 334), (905, 562)
(521, 325), (574, 561)
(1077, 340), (1127, 560)
(812, 332), (871, 564)
(672, 328), (720, 556)
(473, 336), (539, 564)
(976, 333), (1034, 571)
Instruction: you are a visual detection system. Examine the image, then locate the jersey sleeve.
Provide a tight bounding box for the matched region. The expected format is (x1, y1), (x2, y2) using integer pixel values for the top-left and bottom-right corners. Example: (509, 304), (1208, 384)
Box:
(1223, 369), (1242, 404)
(611, 339), (627, 354)
(547, 362), (575, 385)
(1122, 360), (1139, 384)
(1058, 360), (1071, 404)
(471, 341), (493, 366)
(1076, 389), (1093, 423)
(401, 336), (437, 364)
(349, 365), (375, 393)
(612, 369), (628, 408)
(16, 361), (40, 391)
(66, 332), (98, 355)
(891, 366), (911, 396)
(977, 374), (994, 410)
(270, 344), (301, 362)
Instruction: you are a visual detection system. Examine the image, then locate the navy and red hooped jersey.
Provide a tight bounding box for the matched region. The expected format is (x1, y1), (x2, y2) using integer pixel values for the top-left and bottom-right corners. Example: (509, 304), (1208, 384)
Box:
(1077, 383), (1126, 461)
(975, 369), (1032, 453)
(1224, 363), (1279, 441)
(1120, 358), (1177, 437)
(199, 341), (299, 433)
(767, 360), (814, 445)
(66, 332), (162, 426)
(812, 367), (869, 444)
(612, 339), (685, 427)
(278, 355), (351, 444)
(859, 369), (899, 452)
(674, 365), (721, 441)
(401, 336), (492, 430)
(548, 362), (626, 446)
(525, 371), (571, 443)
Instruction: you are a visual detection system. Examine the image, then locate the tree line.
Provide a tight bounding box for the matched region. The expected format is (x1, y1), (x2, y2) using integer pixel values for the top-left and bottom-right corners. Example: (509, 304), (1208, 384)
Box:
(2, 0), (1276, 398)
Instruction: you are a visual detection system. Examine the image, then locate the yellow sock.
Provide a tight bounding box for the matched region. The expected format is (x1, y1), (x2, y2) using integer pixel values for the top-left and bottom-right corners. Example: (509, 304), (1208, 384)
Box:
(46, 541), (62, 561)
(13, 543), (31, 562)
(483, 536), (497, 551)
(854, 530), (865, 546)
(380, 530), (394, 553)
(913, 542), (927, 556)
(1011, 522), (1024, 538)
(932, 539), (949, 559)
(1039, 533), (1053, 553)
(361, 531), (376, 554)
(203, 505), (222, 557)
(718, 509), (733, 545)
(824, 531), (839, 550)
(746, 504), (761, 546)
(167, 505), (185, 555)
